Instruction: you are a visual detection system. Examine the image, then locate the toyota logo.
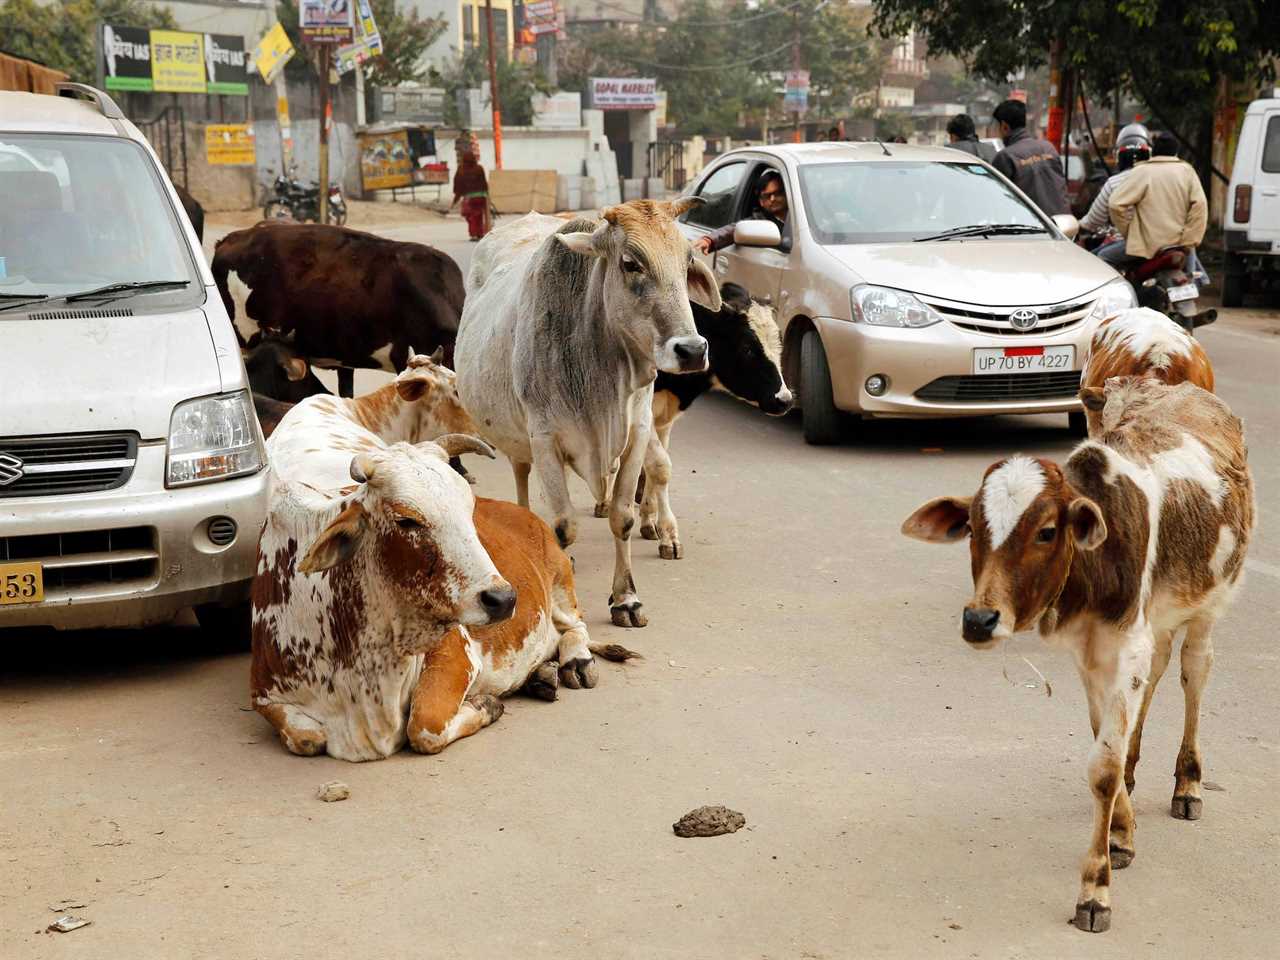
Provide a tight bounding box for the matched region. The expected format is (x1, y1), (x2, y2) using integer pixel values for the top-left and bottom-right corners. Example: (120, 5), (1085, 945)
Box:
(1009, 308), (1040, 330)
(0, 453), (24, 487)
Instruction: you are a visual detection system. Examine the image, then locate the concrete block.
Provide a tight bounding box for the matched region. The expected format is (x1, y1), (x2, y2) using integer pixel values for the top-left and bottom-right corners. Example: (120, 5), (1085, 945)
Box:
(489, 168), (558, 213)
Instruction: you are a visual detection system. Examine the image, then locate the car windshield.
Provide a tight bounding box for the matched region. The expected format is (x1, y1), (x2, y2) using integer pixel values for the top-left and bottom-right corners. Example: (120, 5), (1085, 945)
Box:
(797, 161), (1050, 245)
(0, 134), (200, 304)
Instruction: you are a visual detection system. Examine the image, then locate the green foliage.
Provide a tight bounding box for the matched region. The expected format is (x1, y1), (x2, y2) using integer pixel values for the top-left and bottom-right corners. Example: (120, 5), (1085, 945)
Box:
(1, 0), (175, 82)
(438, 44), (554, 127)
(871, 0), (1280, 173)
(555, 0), (890, 135)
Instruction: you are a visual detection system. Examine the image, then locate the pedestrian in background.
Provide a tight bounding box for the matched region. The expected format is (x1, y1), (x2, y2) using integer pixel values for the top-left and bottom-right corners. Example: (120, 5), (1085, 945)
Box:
(945, 114), (996, 162)
(991, 99), (1069, 216)
(450, 145), (490, 242)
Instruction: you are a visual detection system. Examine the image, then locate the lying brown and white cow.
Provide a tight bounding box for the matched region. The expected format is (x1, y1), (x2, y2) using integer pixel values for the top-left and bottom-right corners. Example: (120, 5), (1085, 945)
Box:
(252, 357), (623, 760)
(1079, 307), (1214, 434)
(902, 377), (1254, 934)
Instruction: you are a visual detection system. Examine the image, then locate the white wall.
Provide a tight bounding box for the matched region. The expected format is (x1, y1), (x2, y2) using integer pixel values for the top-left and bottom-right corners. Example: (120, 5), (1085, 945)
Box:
(437, 126), (595, 176)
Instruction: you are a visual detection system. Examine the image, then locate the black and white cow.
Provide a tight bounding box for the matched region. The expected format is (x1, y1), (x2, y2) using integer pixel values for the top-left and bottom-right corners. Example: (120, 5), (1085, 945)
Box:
(637, 282), (792, 558)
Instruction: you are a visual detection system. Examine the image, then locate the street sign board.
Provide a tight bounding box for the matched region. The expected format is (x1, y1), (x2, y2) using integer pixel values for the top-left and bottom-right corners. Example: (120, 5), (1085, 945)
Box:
(102, 24), (247, 95)
(590, 77), (658, 111)
(254, 22), (295, 83)
(337, 0), (383, 74)
(300, 0), (354, 44)
(784, 69), (809, 114)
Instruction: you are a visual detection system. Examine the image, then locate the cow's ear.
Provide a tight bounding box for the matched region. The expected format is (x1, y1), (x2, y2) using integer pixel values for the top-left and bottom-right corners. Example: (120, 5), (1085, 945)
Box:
(1078, 387), (1106, 412)
(901, 496), (972, 544)
(1067, 497), (1107, 551)
(283, 356), (308, 382)
(298, 502), (369, 574)
(556, 232), (602, 257)
(687, 258), (721, 312)
(396, 375), (429, 402)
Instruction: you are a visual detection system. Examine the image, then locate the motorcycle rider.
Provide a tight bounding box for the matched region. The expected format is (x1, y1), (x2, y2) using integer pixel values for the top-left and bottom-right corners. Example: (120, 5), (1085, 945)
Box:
(1107, 130), (1208, 273)
(1080, 123), (1151, 263)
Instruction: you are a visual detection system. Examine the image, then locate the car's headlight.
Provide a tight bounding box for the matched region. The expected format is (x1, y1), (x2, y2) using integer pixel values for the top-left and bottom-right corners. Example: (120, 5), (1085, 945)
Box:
(850, 284), (942, 328)
(1085, 279), (1138, 325)
(166, 391), (265, 487)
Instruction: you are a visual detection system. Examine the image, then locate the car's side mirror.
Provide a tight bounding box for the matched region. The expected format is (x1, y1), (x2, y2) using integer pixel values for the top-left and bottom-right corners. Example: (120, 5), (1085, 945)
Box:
(1052, 213), (1080, 240)
(734, 219), (782, 248)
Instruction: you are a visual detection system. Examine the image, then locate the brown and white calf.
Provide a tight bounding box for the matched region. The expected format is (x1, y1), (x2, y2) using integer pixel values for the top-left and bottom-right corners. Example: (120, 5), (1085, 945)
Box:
(1079, 307), (1214, 434)
(902, 378), (1253, 933)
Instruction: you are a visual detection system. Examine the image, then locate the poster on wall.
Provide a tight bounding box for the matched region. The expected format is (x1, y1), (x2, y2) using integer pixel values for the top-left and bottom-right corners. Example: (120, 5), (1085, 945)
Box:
(205, 124), (256, 165)
(359, 130), (414, 190)
(101, 24), (248, 95)
(589, 77), (658, 111)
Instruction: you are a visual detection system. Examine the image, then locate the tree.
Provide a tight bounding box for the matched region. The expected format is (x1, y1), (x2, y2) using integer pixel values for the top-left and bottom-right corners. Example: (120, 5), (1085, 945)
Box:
(275, 0), (447, 85)
(437, 43), (553, 127)
(871, 0), (1280, 180)
(1, 0), (175, 81)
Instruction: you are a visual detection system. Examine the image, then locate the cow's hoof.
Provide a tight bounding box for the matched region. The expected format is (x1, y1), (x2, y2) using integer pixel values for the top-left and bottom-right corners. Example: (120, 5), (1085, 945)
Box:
(640, 522), (658, 541)
(554, 519), (576, 549)
(1171, 795), (1202, 820)
(1072, 900), (1111, 933)
(610, 601), (648, 628)
(559, 656), (598, 690)
(1124, 774), (1136, 795)
(468, 694), (505, 724)
(523, 662), (559, 701)
(593, 502), (609, 519)
(659, 541), (683, 560)
(1109, 844), (1135, 870)
(282, 732), (326, 757)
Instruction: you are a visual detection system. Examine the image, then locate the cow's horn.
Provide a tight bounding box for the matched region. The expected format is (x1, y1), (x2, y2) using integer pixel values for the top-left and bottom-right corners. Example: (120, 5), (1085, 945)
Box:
(666, 196), (704, 218)
(429, 346), (445, 364)
(432, 434), (496, 460)
(350, 454), (378, 483)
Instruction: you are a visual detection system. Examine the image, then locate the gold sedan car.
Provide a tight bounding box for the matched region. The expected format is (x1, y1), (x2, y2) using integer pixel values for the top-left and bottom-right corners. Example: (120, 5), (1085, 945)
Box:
(678, 143), (1137, 443)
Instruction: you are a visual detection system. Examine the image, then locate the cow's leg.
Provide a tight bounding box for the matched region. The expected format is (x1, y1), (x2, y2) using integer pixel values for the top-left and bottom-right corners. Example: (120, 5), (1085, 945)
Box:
(530, 433), (576, 548)
(648, 420), (682, 559)
(407, 628), (503, 755)
(606, 420), (651, 628)
(1073, 628), (1151, 933)
(1075, 651), (1136, 872)
(512, 460), (532, 508)
(256, 702), (327, 757)
(1172, 617), (1215, 821)
(1125, 628), (1174, 795)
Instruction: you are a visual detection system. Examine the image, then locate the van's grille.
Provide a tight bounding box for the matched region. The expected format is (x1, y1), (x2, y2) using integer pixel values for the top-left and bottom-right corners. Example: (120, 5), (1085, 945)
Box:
(28, 308), (133, 321)
(921, 295), (1096, 337)
(0, 433), (138, 498)
(915, 371), (1083, 403)
(0, 526), (158, 593)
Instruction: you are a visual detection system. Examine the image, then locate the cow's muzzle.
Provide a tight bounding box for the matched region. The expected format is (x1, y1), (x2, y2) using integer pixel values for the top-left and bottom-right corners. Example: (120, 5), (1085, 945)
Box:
(664, 335), (709, 373)
(477, 585), (517, 624)
(961, 607), (1001, 646)
(760, 385), (794, 416)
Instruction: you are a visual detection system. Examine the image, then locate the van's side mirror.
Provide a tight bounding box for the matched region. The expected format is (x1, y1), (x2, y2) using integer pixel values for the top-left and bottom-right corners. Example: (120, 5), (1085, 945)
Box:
(1052, 213), (1080, 240)
(734, 220), (782, 248)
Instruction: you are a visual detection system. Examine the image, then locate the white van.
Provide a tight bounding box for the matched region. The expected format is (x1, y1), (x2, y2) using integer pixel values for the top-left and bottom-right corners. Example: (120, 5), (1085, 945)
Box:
(0, 85), (269, 633)
(1223, 98), (1280, 306)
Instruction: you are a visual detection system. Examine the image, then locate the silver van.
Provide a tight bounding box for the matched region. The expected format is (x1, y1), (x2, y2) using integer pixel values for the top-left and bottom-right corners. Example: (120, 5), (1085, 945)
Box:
(0, 85), (268, 632)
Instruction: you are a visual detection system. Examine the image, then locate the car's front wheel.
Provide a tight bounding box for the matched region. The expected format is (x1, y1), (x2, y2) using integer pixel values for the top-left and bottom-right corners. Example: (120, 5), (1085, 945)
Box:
(800, 330), (845, 445)
(1068, 411), (1088, 437)
(195, 602), (252, 652)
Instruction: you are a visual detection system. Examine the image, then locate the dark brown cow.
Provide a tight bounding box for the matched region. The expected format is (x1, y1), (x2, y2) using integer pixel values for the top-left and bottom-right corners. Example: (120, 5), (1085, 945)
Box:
(175, 184), (204, 242)
(212, 221), (464, 369)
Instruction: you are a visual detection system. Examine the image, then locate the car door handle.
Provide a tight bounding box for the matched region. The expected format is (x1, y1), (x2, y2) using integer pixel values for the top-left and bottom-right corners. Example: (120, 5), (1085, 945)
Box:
(1261, 188), (1279, 197)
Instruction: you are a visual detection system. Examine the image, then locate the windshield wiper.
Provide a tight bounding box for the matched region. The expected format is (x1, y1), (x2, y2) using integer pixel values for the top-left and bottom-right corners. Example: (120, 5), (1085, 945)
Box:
(914, 223), (1048, 243)
(0, 293), (51, 313)
(64, 279), (191, 302)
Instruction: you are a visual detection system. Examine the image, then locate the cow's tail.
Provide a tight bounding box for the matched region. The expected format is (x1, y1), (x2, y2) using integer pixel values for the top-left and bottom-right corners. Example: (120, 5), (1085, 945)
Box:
(589, 642), (642, 662)
(210, 252), (246, 347)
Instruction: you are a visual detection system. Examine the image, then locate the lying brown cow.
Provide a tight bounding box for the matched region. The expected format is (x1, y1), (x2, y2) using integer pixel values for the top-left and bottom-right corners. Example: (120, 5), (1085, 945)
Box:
(903, 377), (1254, 934)
(213, 221), (464, 369)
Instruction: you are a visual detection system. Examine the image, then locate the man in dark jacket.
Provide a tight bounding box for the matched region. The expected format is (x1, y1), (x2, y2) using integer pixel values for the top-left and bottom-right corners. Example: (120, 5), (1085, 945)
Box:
(991, 99), (1069, 216)
(695, 170), (787, 253)
(945, 114), (996, 162)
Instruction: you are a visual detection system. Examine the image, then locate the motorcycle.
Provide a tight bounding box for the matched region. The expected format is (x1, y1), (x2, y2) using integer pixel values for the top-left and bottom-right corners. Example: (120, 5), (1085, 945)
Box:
(1081, 229), (1216, 333)
(263, 169), (347, 226)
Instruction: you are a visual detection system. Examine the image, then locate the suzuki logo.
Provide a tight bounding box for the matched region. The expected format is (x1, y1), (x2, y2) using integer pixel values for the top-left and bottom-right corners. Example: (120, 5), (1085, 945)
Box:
(1009, 308), (1040, 330)
(0, 453), (24, 487)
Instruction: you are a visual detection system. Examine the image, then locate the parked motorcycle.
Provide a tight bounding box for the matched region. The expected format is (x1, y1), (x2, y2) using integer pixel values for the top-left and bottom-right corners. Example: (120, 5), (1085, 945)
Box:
(263, 169), (347, 226)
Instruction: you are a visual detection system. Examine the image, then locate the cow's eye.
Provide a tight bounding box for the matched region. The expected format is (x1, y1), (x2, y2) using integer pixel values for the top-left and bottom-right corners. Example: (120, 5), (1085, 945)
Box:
(397, 517), (422, 531)
(1036, 526), (1056, 543)
(621, 254), (643, 274)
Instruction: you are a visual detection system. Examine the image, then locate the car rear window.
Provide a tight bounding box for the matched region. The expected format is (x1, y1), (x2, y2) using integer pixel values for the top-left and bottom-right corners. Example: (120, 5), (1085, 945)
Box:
(1262, 116), (1280, 173)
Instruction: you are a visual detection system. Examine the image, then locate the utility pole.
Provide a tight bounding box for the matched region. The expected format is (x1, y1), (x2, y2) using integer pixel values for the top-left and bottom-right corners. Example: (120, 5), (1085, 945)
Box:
(484, 0), (503, 169)
(317, 45), (330, 223)
(1046, 38), (1065, 151)
(263, 1), (293, 175)
(790, 5), (803, 143)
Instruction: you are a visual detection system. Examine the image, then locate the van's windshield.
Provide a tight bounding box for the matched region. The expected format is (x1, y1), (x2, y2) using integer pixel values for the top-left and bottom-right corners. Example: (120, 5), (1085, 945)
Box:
(0, 134), (201, 307)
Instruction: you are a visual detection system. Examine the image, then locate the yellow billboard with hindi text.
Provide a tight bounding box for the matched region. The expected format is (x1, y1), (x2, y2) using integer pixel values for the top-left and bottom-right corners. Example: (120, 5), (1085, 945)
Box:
(151, 30), (206, 93)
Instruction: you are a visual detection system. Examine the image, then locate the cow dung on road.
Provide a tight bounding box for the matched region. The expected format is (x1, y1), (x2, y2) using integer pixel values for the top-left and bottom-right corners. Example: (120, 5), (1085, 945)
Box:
(316, 781), (350, 803)
(673, 805), (745, 838)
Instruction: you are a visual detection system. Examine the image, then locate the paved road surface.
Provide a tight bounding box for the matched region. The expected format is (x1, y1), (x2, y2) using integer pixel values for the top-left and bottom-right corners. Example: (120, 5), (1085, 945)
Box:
(3, 212), (1277, 958)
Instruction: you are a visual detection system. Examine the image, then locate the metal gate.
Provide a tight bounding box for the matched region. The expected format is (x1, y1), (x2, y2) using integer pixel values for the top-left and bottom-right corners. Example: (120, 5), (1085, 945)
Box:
(136, 106), (188, 190)
(647, 141), (689, 192)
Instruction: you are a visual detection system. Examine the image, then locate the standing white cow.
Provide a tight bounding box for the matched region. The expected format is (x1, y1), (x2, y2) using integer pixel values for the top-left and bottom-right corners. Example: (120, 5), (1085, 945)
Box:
(455, 200), (721, 627)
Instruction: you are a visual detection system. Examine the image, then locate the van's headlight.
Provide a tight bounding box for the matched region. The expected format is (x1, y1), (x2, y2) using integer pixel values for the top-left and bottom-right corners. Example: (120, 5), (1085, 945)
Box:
(166, 391), (265, 487)
(1086, 279), (1138, 324)
(851, 284), (942, 328)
